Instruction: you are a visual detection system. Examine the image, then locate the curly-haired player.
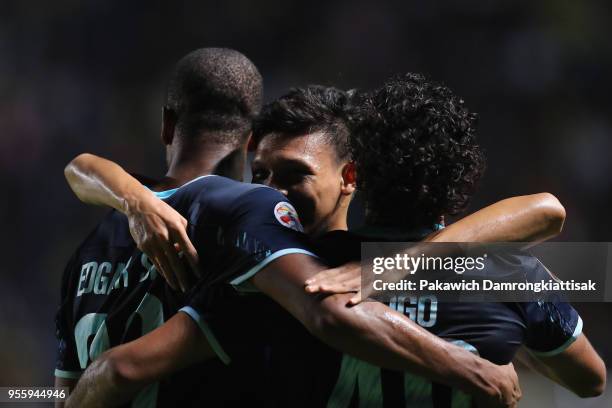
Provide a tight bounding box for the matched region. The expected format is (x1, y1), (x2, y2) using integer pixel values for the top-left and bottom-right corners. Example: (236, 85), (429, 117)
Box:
(306, 73), (605, 404)
(349, 73), (485, 228)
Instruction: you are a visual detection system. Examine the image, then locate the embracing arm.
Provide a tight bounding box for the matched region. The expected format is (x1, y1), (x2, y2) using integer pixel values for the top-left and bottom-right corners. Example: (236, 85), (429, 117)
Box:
(65, 313), (214, 408)
(64, 153), (146, 212)
(64, 153), (197, 291)
(253, 254), (521, 408)
(306, 193), (567, 300)
(428, 193), (566, 246)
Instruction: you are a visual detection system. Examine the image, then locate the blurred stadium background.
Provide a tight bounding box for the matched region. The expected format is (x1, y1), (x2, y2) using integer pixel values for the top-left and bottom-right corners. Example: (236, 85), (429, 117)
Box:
(1, 1), (611, 406)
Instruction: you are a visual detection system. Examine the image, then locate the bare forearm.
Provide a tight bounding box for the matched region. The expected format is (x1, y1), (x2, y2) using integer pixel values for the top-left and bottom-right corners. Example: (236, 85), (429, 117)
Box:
(429, 193), (565, 245)
(65, 357), (140, 408)
(374, 193), (566, 289)
(255, 256), (513, 401)
(64, 153), (150, 214)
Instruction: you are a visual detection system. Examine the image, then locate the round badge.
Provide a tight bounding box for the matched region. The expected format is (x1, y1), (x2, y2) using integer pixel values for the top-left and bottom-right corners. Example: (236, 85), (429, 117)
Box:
(274, 201), (303, 232)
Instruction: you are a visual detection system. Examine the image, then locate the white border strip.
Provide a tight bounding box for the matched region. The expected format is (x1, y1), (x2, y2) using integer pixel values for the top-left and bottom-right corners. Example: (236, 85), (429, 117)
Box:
(530, 316), (583, 357)
(54, 369), (82, 379)
(229, 248), (318, 286)
(179, 306), (231, 365)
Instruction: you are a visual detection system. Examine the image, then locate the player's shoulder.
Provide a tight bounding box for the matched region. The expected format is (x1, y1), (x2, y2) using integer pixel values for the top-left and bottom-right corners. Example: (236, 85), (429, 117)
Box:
(176, 175), (287, 212)
(164, 175), (275, 204)
(195, 176), (282, 202)
(165, 175), (298, 229)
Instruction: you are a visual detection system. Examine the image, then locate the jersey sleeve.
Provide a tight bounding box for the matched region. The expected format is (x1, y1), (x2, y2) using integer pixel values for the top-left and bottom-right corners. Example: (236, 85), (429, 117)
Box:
(180, 287), (297, 366)
(521, 260), (583, 356)
(180, 186), (319, 363)
(54, 253), (83, 379)
(192, 186), (317, 288)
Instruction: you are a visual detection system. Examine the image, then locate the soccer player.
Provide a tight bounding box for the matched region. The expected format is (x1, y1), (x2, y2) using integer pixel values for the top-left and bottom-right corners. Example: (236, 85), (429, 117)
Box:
(301, 75), (606, 403)
(58, 49), (532, 408)
(59, 83), (572, 408)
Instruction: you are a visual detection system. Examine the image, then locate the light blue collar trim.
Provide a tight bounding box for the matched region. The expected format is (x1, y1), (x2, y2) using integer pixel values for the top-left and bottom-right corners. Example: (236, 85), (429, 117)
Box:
(147, 175), (214, 199)
(154, 189), (178, 199)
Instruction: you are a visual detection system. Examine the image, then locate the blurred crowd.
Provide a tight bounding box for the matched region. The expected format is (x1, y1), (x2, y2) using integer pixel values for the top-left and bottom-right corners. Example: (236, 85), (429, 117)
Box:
(1, 0), (610, 393)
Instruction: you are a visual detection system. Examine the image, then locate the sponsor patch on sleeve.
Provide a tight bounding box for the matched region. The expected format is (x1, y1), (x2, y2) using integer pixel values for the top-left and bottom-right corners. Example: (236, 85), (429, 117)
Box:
(274, 201), (303, 232)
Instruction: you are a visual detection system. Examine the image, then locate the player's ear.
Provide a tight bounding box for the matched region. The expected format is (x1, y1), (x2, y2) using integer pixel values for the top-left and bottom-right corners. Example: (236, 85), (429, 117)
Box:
(161, 106), (177, 146)
(341, 161), (357, 195)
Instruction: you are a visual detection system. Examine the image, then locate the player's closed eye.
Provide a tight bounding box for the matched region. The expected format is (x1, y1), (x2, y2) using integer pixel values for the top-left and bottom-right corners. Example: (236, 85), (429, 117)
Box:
(275, 172), (307, 187)
(252, 169), (270, 184)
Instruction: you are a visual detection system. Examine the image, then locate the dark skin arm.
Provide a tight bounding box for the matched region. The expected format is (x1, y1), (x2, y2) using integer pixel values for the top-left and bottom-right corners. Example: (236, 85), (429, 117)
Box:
(65, 313), (213, 408)
(251, 254), (521, 407)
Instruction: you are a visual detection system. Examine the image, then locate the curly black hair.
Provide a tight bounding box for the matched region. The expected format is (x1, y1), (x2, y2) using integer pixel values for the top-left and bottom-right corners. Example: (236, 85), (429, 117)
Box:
(349, 73), (486, 228)
(252, 85), (351, 161)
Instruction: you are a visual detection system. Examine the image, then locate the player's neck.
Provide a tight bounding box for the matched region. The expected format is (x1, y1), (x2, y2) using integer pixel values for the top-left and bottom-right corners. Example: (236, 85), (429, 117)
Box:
(164, 143), (247, 187)
(326, 217), (348, 234)
(310, 208), (349, 237)
(326, 194), (351, 233)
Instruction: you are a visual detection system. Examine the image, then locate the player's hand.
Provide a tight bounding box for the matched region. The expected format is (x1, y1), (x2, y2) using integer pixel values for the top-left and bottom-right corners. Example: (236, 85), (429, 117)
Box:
(305, 261), (365, 304)
(126, 193), (200, 292)
(473, 362), (522, 408)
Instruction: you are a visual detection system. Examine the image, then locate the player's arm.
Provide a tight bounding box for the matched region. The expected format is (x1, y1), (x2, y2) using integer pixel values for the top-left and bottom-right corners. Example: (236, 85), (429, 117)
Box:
(306, 193), (566, 301)
(250, 254), (521, 408)
(427, 193), (565, 246)
(64, 153), (145, 213)
(64, 153), (197, 291)
(305, 193), (565, 304)
(515, 335), (606, 397)
(65, 313), (214, 408)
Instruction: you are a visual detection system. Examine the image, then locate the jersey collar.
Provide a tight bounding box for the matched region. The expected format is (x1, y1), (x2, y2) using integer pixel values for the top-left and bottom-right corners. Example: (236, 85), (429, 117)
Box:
(147, 175), (215, 199)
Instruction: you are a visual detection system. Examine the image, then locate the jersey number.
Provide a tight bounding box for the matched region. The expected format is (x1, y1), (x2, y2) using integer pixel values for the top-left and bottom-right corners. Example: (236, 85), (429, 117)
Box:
(389, 295), (438, 327)
(73, 293), (164, 408)
(328, 296), (477, 407)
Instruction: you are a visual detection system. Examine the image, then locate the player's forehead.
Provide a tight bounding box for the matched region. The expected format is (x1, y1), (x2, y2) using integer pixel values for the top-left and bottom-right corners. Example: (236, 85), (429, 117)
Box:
(253, 131), (335, 169)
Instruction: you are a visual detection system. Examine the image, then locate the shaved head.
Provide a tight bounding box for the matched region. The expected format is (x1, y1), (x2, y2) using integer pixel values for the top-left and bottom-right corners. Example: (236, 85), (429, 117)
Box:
(165, 48), (263, 145)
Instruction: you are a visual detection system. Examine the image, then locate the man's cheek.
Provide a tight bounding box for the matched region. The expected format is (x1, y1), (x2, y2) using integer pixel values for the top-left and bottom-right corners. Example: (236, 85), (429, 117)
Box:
(288, 191), (316, 228)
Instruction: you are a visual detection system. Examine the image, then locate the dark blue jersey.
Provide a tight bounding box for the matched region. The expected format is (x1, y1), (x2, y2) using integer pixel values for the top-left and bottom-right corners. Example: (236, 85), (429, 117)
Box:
(315, 229), (583, 407)
(198, 229), (583, 407)
(55, 175), (315, 407)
